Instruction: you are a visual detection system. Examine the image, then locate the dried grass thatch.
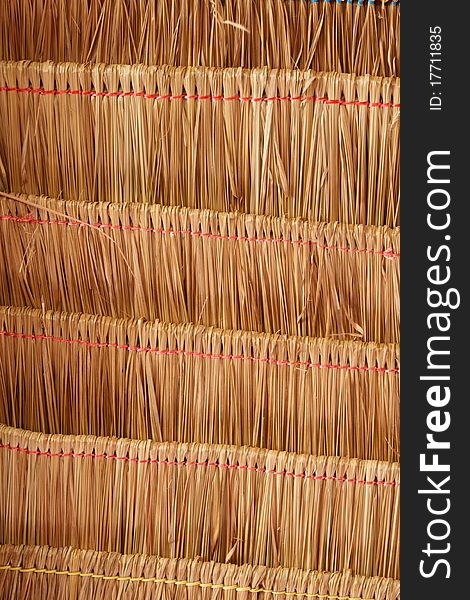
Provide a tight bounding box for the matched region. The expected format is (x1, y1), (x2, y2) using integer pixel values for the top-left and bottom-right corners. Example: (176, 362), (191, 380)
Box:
(0, 0), (400, 76)
(0, 1), (401, 592)
(0, 305), (399, 461)
(0, 424), (400, 578)
(0, 193), (400, 342)
(0, 543), (401, 600)
(0, 62), (400, 226)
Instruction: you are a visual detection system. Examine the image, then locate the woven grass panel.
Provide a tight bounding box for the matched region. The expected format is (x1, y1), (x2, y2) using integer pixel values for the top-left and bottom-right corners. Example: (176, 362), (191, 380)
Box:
(0, 544), (401, 600)
(0, 425), (400, 579)
(0, 194), (400, 343)
(0, 0), (401, 595)
(0, 62), (400, 226)
(0, 305), (399, 461)
(0, 0), (400, 76)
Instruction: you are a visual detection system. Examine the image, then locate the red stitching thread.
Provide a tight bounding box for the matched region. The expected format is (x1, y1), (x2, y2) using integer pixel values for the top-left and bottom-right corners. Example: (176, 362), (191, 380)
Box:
(0, 86), (400, 109)
(0, 443), (399, 487)
(0, 215), (400, 259)
(0, 330), (399, 373)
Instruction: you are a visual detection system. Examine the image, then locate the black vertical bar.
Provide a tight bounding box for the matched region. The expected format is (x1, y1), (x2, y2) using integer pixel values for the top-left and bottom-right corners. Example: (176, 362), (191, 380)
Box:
(402, 1), (469, 597)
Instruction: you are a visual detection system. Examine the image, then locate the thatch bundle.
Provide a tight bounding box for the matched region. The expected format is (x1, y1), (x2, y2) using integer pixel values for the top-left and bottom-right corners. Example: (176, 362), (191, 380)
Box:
(0, 193), (400, 342)
(0, 0), (400, 75)
(0, 305), (399, 461)
(0, 544), (401, 600)
(0, 424), (400, 578)
(0, 62), (400, 226)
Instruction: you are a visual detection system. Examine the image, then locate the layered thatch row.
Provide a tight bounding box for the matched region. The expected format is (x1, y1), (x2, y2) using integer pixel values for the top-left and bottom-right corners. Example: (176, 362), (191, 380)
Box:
(0, 194), (400, 342)
(0, 0), (400, 76)
(0, 425), (400, 579)
(0, 62), (400, 226)
(0, 544), (401, 600)
(0, 305), (399, 461)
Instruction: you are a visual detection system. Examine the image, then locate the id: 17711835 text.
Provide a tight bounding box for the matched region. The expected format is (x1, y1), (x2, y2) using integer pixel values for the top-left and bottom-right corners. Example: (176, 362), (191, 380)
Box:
(429, 26), (443, 111)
